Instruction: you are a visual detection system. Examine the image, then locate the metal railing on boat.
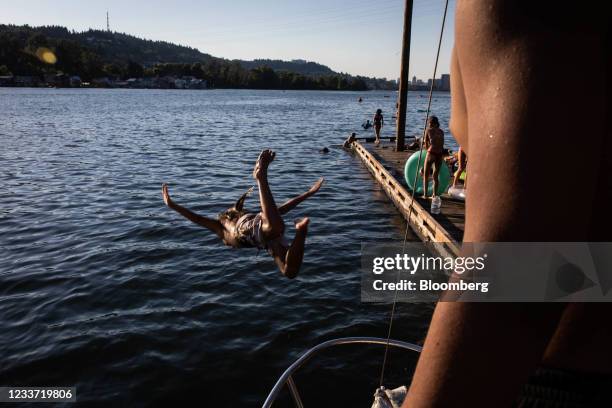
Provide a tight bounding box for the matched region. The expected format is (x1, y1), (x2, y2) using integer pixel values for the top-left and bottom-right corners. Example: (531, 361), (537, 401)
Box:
(262, 336), (422, 408)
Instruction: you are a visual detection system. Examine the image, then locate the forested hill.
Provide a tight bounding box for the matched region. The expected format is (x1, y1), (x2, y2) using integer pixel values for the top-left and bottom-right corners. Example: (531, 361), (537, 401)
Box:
(22, 25), (215, 65)
(0, 24), (397, 90)
(238, 59), (335, 76)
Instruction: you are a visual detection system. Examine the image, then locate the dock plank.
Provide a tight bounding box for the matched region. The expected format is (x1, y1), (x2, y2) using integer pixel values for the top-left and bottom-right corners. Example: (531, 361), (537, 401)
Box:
(352, 140), (465, 256)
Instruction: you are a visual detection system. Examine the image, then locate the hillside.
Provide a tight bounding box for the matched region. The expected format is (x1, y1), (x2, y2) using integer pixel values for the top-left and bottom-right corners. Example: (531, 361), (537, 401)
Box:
(238, 59), (335, 76)
(0, 24), (396, 90)
(32, 25), (214, 65)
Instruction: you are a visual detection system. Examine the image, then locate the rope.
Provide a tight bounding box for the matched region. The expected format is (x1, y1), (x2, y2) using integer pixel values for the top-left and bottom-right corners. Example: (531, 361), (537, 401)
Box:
(378, 0), (450, 388)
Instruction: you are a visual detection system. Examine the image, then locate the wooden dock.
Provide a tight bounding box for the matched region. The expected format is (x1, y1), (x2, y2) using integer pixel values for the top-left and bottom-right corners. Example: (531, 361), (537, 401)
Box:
(352, 140), (465, 258)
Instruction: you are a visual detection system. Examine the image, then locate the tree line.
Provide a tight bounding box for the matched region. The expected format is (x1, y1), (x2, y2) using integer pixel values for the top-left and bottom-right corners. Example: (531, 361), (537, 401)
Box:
(0, 25), (393, 91)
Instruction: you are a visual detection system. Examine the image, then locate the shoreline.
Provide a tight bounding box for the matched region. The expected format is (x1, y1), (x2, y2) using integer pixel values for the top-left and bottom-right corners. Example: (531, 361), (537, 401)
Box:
(0, 85), (450, 92)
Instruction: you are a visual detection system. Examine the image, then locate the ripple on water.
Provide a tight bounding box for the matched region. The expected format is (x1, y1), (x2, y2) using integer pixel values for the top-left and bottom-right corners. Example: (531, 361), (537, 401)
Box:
(0, 88), (451, 406)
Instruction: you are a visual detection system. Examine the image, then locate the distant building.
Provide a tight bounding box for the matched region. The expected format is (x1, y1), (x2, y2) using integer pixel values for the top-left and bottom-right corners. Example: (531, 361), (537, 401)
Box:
(186, 78), (207, 89)
(0, 75), (14, 86)
(14, 75), (41, 87)
(412, 75), (417, 85)
(439, 74), (450, 91)
(421, 75), (450, 91)
(54, 74), (70, 88)
(113, 80), (129, 88)
(69, 76), (82, 87)
(92, 77), (112, 87)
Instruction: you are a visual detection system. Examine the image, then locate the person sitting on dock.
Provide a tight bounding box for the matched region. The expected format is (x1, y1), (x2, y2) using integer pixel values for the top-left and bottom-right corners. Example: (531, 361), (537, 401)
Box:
(162, 150), (324, 279)
(373, 109), (384, 144)
(343, 132), (357, 148)
(422, 116), (445, 198)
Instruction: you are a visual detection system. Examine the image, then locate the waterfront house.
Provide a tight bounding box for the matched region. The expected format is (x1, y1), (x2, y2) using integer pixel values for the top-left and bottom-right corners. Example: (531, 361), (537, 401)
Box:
(174, 78), (187, 89)
(69, 76), (82, 87)
(0, 75), (14, 86)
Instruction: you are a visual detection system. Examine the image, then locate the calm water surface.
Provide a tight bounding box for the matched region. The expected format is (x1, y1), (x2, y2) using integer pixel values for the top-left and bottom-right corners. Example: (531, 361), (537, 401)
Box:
(0, 88), (455, 407)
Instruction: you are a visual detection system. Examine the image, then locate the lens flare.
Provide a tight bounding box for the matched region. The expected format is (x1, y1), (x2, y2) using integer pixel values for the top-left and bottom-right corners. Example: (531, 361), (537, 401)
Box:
(35, 47), (57, 64)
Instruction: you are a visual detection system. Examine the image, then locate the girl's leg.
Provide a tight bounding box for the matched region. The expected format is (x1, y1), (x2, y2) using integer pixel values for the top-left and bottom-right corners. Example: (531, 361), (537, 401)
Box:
(452, 169), (461, 187)
(278, 177), (324, 215)
(253, 150), (285, 239)
(422, 156), (432, 198)
(453, 162), (465, 187)
(270, 218), (309, 279)
(432, 159), (441, 197)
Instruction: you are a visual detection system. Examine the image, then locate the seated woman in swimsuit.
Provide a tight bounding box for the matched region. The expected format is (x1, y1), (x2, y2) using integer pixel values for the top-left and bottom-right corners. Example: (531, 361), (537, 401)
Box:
(162, 149), (324, 279)
(422, 116), (445, 199)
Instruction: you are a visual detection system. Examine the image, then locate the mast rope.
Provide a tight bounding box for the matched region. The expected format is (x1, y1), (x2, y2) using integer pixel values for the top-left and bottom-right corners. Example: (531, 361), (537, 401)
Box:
(378, 0), (450, 388)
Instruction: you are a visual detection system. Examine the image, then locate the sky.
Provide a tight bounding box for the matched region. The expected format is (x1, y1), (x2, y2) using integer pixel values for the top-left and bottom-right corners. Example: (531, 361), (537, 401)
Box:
(2, 0), (455, 80)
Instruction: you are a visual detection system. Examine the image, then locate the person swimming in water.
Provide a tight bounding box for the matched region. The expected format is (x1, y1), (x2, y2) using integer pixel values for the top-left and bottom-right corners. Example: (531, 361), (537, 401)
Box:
(373, 109), (384, 144)
(362, 119), (372, 130)
(162, 149), (324, 279)
(422, 116), (445, 199)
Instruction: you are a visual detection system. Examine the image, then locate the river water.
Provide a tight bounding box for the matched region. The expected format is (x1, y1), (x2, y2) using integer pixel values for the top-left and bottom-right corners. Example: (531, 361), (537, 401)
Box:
(1, 88), (455, 406)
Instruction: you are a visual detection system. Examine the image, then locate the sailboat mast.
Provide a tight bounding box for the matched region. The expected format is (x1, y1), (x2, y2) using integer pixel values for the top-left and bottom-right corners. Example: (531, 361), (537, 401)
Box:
(395, 0), (414, 151)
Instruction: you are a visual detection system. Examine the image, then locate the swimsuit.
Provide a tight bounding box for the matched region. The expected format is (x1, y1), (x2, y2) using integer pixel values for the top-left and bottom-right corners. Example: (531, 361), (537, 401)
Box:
(374, 114), (383, 129)
(427, 148), (444, 162)
(234, 213), (288, 251)
(235, 213), (266, 249)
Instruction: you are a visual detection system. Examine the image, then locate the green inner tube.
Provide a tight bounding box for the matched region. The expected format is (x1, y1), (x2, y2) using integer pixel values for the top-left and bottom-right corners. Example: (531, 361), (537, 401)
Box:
(404, 150), (450, 195)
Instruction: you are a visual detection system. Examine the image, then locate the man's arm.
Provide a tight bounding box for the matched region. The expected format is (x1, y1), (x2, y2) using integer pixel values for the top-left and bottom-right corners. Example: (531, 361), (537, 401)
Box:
(404, 1), (605, 406)
(162, 184), (224, 238)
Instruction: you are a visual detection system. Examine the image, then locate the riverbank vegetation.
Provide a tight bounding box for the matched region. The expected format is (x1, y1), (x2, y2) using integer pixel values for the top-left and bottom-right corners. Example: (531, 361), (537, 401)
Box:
(0, 24), (397, 91)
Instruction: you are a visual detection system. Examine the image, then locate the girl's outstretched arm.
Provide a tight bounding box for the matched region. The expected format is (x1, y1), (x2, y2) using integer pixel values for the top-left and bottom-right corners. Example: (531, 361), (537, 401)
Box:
(162, 184), (224, 238)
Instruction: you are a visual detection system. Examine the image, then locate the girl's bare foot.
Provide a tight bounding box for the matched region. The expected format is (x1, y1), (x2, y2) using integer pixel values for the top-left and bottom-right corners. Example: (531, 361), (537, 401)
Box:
(253, 149), (275, 180)
(162, 183), (172, 207)
(295, 217), (310, 231)
(308, 177), (324, 194)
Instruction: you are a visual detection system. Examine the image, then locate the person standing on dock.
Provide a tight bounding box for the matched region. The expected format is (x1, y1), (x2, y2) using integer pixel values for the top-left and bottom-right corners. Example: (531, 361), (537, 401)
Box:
(373, 108), (384, 144)
(422, 116), (445, 198)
